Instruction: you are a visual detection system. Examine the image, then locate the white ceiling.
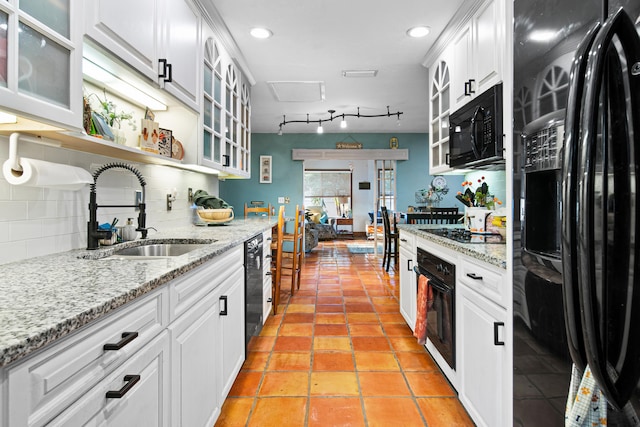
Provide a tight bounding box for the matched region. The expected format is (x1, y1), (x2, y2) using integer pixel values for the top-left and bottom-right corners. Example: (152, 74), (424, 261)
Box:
(201, 0), (466, 134)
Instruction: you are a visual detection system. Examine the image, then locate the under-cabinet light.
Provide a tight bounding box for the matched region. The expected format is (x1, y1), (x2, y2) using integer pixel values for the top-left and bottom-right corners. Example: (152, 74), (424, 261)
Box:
(82, 58), (168, 111)
(0, 111), (17, 124)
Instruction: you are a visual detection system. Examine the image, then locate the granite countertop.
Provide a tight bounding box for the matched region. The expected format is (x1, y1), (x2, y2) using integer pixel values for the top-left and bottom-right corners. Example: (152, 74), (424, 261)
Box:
(397, 224), (507, 269)
(0, 218), (274, 368)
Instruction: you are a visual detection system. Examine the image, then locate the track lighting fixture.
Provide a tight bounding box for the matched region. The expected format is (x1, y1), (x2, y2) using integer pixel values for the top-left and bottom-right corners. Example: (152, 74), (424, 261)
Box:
(276, 107), (403, 134)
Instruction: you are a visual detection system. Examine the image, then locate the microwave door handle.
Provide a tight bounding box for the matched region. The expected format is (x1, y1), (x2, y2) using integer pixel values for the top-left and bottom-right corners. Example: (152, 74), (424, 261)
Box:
(578, 8), (640, 411)
(561, 21), (600, 374)
(470, 106), (484, 158)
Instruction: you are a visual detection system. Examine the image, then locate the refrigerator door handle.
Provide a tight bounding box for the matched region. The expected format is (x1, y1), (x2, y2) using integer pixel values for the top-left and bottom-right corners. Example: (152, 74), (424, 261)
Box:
(561, 21), (600, 374)
(577, 7), (640, 411)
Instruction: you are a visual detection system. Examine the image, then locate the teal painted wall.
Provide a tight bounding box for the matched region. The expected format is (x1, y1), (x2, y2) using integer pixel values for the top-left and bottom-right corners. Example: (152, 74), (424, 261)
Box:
(219, 133), (466, 215)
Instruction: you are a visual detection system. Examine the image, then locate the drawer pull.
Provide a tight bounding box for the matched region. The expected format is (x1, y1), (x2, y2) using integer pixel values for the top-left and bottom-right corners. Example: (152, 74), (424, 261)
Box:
(466, 273), (483, 280)
(220, 295), (228, 316)
(494, 322), (505, 346)
(266, 271), (272, 276)
(267, 297), (272, 303)
(104, 332), (139, 351)
(400, 238), (407, 242)
(407, 259), (413, 271)
(106, 374), (141, 399)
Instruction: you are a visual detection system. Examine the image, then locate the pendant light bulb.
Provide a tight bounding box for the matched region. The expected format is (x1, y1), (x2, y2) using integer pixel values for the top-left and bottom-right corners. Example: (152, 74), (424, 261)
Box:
(340, 117), (347, 129)
(317, 121), (324, 134)
(277, 125), (283, 136)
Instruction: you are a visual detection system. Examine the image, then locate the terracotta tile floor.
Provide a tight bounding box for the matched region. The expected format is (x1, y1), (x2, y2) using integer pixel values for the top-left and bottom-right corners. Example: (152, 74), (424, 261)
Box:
(215, 239), (474, 427)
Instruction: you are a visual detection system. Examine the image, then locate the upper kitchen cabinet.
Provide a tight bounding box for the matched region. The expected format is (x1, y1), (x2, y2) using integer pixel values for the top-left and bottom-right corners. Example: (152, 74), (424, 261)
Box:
(451, 0), (505, 110)
(0, 0), (83, 130)
(428, 47), (453, 175)
(84, 0), (201, 111)
(201, 27), (251, 178)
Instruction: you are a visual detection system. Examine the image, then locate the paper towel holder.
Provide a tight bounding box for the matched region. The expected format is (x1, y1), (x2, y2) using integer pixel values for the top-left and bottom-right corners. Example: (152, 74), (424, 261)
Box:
(8, 132), (62, 173)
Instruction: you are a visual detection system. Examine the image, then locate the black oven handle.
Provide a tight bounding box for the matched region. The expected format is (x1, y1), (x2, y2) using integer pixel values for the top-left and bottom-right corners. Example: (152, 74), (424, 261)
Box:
(413, 266), (453, 294)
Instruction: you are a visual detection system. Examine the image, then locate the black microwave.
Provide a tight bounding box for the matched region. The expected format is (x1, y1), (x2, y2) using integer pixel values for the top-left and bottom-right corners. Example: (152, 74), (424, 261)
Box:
(448, 83), (504, 169)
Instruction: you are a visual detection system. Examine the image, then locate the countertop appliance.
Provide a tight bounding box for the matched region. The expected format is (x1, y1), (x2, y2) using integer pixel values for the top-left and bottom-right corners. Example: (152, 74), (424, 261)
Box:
(244, 233), (263, 353)
(414, 247), (456, 370)
(420, 227), (505, 244)
(513, 1), (640, 425)
(449, 82), (504, 169)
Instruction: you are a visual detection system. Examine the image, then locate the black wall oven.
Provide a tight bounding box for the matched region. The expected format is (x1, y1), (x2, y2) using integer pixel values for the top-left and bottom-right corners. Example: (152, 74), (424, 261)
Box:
(414, 247), (456, 370)
(449, 82), (504, 169)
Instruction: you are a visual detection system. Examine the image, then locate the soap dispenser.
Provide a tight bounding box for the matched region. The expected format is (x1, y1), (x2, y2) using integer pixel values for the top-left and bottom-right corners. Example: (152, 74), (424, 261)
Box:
(122, 218), (138, 242)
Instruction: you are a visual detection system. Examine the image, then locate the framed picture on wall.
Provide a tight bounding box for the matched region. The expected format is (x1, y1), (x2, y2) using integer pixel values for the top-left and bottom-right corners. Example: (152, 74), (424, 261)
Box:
(260, 155), (272, 183)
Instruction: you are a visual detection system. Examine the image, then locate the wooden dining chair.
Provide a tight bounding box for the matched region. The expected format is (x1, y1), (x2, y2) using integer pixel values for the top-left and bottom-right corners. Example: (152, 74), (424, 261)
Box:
(405, 212), (433, 224)
(381, 206), (398, 271)
(430, 207), (460, 224)
(244, 203), (273, 218)
(270, 206), (285, 314)
(280, 205), (304, 294)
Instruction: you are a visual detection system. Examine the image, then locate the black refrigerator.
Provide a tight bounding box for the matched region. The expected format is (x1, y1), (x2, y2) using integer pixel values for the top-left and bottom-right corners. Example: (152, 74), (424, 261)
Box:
(513, 1), (640, 425)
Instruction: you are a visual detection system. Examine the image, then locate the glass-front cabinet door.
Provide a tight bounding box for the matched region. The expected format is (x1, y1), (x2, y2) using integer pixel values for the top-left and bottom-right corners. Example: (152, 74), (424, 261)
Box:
(429, 48), (453, 175)
(0, 0), (81, 129)
(201, 33), (250, 177)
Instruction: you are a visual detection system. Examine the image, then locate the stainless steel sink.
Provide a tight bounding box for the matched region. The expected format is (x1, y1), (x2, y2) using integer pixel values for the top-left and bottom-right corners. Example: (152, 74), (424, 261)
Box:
(106, 243), (212, 259)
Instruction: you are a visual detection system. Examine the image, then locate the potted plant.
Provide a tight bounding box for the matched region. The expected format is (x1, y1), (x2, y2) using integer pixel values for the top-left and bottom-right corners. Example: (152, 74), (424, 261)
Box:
(85, 89), (137, 144)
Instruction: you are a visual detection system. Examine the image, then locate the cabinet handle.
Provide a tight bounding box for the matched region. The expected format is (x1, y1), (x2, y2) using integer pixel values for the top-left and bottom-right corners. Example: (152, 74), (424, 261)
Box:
(164, 63), (173, 83)
(464, 81), (471, 96)
(468, 79), (476, 94)
(106, 374), (141, 399)
(222, 154), (230, 167)
(445, 153), (450, 165)
(407, 259), (413, 271)
(466, 273), (483, 280)
(400, 238), (407, 242)
(266, 271), (272, 276)
(220, 295), (228, 315)
(103, 332), (139, 351)
(266, 254), (272, 258)
(267, 297), (272, 303)
(158, 58), (168, 79)
(494, 322), (505, 346)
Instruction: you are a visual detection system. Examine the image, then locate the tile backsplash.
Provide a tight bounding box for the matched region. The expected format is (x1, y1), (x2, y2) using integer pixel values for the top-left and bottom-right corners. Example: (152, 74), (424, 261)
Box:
(0, 136), (219, 265)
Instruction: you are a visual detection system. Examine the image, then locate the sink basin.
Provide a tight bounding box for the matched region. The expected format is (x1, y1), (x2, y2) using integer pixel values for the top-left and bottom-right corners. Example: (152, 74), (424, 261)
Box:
(107, 243), (211, 259)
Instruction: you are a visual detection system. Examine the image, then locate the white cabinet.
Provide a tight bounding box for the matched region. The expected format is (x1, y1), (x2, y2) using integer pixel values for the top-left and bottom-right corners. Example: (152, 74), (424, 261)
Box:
(216, 268), (246, 401)
(85, 0), (201, 111)
(457, 285), (508, 427)
(169, 287), (222, 427)
(457, 255), (509, 427)
(200, 23), (251, 177)
(0, 0), (82, 129)
(5, 288), (168, 427)
(399, 231), (416, 329)
(49, 331), (170, 427)
(428, 47), (454, 175)
(168, 245), (244, 427)
(2, 243), (248, 427)
(451, 0), (504, 109)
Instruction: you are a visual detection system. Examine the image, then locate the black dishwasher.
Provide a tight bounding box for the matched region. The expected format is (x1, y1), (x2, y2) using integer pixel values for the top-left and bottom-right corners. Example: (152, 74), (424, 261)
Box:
(244, 233), (264, 353)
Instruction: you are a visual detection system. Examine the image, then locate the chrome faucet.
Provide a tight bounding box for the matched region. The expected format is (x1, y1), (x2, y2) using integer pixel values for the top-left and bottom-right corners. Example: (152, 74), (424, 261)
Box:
(87, 163), (149, 250)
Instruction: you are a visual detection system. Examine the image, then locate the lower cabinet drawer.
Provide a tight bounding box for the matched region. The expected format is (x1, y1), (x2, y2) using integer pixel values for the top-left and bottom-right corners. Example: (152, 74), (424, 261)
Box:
(263, 276), (272, 322)
(6, 288), (168, 427)
(458, 257), (506, 308)
(49, 331), (170, 427)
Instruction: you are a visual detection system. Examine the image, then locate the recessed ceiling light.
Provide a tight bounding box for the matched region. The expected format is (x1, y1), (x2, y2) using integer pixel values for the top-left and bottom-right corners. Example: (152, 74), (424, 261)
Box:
(407, 26), (430, 38)
(250, 27), (273, 39)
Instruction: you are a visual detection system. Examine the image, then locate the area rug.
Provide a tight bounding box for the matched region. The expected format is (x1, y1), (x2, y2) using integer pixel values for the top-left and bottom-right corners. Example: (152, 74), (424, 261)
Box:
(347, 242), (384, 253)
